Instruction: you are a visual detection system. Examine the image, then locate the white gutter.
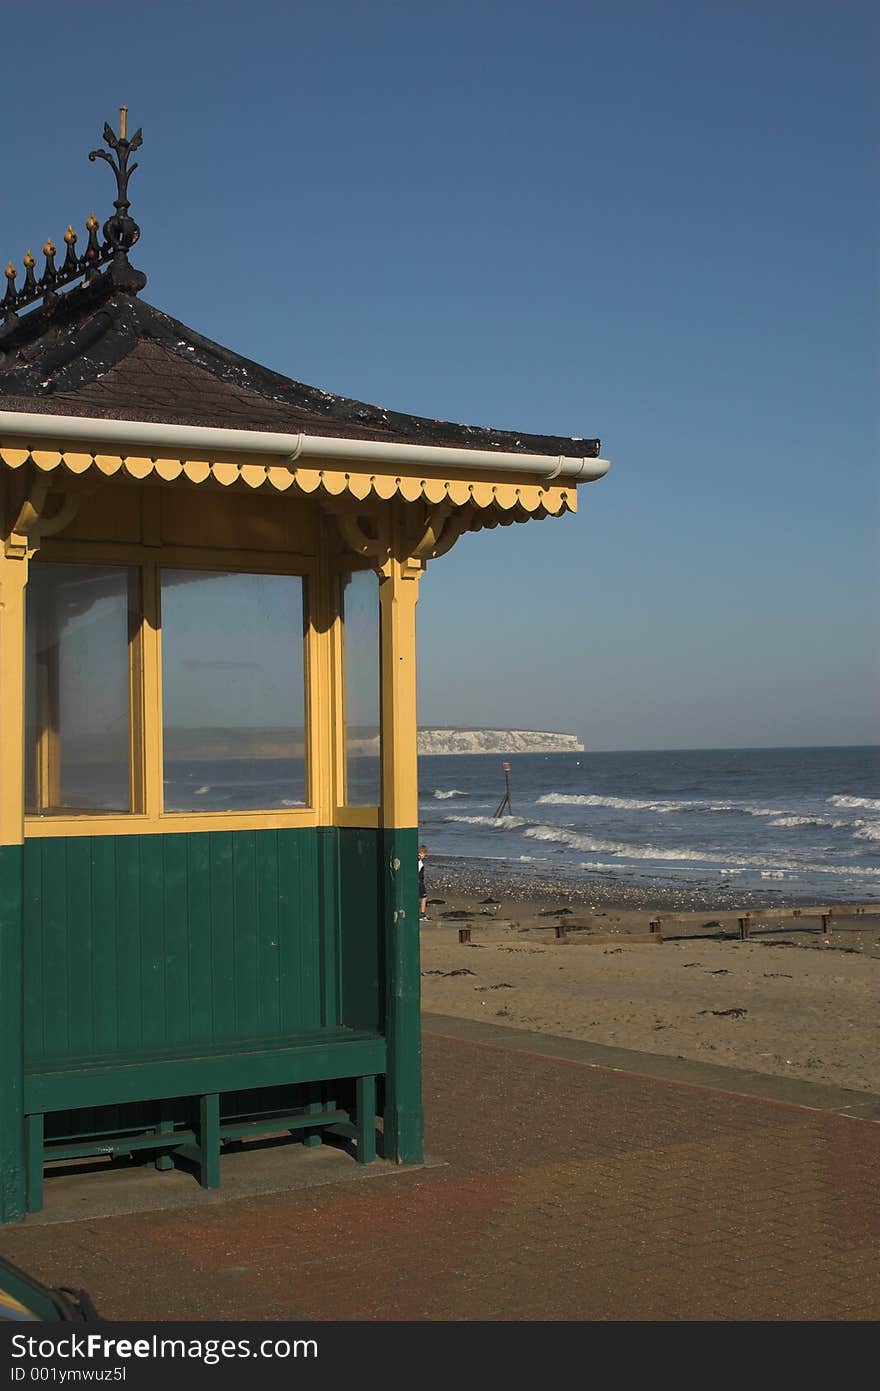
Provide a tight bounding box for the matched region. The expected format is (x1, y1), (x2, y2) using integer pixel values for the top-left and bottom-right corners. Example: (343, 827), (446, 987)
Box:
(0, 410), (610, 483)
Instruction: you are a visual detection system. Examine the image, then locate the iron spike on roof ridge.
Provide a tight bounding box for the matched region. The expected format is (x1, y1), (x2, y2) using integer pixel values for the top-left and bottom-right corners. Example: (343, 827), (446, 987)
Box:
(1, 109), (146, 328)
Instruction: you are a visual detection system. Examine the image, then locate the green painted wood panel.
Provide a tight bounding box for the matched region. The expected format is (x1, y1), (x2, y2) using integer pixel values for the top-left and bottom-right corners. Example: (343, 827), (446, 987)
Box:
(0, 844), (25, 1222)
(22, 829), (326, 1068)
(337, 827), (383, 1033)
(381, 827), (423, 1164)
(186, 833), (213, 1042)
(91, 839), (119, 1054)
(317, 827), (339, 1027)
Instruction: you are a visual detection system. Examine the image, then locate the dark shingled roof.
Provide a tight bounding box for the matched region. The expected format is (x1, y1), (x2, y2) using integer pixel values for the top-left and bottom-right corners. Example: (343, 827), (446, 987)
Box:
(0, 279), (600, 459)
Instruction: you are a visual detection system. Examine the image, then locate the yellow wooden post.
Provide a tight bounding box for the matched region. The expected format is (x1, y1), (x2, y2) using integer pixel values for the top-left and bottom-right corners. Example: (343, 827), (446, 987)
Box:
(379, 555), (421, 830)
(0, 515), (28, 1219)
(310, 518), (339, 824)
(378, 541), (424, 1163)
(0, 549), (28, 844)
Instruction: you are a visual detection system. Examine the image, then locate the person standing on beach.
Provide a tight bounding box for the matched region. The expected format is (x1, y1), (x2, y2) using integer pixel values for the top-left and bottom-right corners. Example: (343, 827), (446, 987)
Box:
(418, 845), (428, 921)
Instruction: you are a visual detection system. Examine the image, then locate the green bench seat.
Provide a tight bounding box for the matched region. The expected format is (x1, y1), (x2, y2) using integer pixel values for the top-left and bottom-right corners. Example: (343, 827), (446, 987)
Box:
(24, 1027), (386, 1213)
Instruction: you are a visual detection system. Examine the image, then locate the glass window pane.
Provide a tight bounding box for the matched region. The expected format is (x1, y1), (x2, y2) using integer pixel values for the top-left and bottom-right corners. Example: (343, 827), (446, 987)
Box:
(342, 570), (380, 806)
(25, 563), (136, 815)
(161, 570), (307, 812)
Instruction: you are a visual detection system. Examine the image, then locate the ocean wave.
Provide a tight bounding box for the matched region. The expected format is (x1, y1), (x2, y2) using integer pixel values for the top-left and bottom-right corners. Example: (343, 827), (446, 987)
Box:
(537, 792), (677, 812)
(760, 871), (785, 879)
(521, 821), (880, 877)
(854, 820), (880, 842)
(768, 815), (846, 829)
(433, 789), (466, 799)
(535, 792), (788, 819)
(828, 795), (880, 810)
(443, 813), (532, 830)
(524, 822), (754, 864)
(442, 807), (880, 880)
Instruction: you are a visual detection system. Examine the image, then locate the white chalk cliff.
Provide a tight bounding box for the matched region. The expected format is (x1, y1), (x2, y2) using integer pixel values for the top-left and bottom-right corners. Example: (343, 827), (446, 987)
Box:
(417, 728), (583, 755)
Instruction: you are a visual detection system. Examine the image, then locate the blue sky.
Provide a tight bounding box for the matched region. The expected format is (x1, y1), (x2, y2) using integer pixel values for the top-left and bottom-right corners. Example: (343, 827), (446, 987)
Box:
(3, 1), (876, 750)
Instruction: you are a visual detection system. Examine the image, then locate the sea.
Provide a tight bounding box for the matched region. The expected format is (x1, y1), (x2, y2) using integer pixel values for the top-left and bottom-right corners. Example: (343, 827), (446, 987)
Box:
(417, 745), (880, 905)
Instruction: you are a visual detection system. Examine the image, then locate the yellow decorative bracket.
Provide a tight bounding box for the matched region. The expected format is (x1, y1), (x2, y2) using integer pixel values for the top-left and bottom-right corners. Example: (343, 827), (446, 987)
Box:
(4, 477), (81, 559)
(336, 514), (390, 561)
(407, 505), (472, 562)
(334, 501), (471, 573)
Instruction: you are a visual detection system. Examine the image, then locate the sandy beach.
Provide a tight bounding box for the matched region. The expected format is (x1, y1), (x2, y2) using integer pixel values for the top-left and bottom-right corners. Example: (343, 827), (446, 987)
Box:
(419, 866), (880, 1096)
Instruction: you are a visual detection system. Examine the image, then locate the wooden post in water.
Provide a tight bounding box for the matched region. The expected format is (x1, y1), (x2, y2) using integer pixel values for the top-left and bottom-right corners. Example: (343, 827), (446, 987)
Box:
(494, 761), (512, 817)
(458, 927), (471, 944)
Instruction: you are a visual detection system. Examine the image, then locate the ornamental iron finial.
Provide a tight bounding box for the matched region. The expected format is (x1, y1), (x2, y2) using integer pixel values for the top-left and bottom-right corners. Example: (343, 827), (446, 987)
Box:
(88, 107), (146, 292)
(0, 110), (146, 327)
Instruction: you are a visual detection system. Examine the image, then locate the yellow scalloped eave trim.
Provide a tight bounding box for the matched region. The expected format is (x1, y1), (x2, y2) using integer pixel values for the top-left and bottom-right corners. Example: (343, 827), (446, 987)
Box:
(0, 447), (577, 517)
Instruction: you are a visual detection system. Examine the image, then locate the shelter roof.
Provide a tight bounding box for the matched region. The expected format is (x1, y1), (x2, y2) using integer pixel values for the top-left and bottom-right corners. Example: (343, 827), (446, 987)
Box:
(0, 287), (599, 462)
(0, 114), (604, 526)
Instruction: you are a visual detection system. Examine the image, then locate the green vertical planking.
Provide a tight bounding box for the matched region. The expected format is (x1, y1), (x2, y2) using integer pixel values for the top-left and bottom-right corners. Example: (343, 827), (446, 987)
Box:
(65, 840), (94, 1058)
(381, 826), (423, 1164)
(295, 830), (320, 1030)
(186, 832), (213, 1043)
(277, 829), (318, 1032)
(317, 828), (339, 1028)
(40, 838), (69, 1060)
(20, 828), (342, 1063)
(115, 838), (143, 1053)
(0, 844), (25, 1222)
(209, 832), (235, 1043)
(337, 828), (383, 1033)
(139, 836), (166, 1048)
(90, 839), (119, 1054)
(161, 835), (190, 1046)
(232, 832), (260, 1038)
(255, 830), (281, 1036)
(21, 842), (43, 1062)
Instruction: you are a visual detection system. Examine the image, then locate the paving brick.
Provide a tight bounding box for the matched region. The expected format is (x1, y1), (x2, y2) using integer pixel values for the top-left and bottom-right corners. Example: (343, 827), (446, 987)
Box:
(3, 1029), (879, 1321)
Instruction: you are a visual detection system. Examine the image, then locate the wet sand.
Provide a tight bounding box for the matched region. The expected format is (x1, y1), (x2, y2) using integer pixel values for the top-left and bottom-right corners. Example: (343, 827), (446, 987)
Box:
(419, 866), (880, 1095)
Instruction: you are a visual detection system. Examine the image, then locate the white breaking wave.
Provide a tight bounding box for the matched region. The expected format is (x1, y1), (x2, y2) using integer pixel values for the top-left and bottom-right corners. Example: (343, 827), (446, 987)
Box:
(433, 789), (466, 799)
(538, 792), (677, 813)
(854, 821), (880, 842)
(520, 821), (880, 877)
(828, 795), (880, 810)
(442, 808), (880, 880)
(524, 822), (755, 864)
(768, 815), (846, 829)
(536, 792), (789, 819)
(443, 813), (532, 830)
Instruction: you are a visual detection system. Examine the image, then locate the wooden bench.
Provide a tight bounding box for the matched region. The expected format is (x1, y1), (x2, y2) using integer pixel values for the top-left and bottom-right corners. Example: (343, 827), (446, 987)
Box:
(24, 1027), (386, 1213)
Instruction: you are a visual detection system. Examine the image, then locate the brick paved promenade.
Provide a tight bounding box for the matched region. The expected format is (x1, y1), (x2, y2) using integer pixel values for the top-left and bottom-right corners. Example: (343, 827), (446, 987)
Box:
(3, 1017), (879, 1321)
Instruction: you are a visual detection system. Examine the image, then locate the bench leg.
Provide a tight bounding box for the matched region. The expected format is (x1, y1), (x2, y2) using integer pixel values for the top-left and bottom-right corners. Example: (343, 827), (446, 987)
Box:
(301, 1082), (323, 1148)
(25, 1114), (44, 1214)
(355, 1075), (377, 1164)
(155, 1104), (175, 1171)
(198, 1094), (220, 1189)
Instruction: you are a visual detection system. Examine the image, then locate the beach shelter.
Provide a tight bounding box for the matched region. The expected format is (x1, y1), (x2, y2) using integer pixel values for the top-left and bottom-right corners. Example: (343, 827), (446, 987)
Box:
(0, 115), (609, 1222)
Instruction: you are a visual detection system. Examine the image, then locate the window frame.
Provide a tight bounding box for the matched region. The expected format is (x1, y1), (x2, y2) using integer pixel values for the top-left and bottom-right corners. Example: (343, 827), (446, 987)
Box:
(23, 544), (321, 837)
(333, 558), (382, 827)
